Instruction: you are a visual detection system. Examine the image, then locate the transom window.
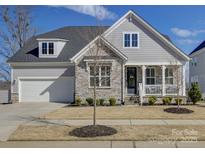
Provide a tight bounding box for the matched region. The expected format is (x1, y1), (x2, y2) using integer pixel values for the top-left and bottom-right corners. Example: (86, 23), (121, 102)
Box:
(146, 68), (155, 85)
(89, 65), (111, 88)
(165, 68), (174, 84)
(123, 32), (139, 48)
(42, 42), (54, 55)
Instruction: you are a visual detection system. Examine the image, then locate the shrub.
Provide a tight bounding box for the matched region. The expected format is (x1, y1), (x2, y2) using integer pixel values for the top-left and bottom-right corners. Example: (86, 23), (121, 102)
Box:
(175, 98), (183, 104)
(96, 99), (100, 106)
(148, 96), (157, 105)
(188, 83), (202, 104)
(162, 97), (172, 105)
(75, 96), (82, 106)
(109, 97), (116, 106)
(86, 97), (93, 106)
(99, 98), (105, 106)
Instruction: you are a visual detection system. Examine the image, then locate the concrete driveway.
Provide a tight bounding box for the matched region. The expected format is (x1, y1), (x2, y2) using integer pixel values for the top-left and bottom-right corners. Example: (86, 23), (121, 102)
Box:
(0, 102), (66, 141)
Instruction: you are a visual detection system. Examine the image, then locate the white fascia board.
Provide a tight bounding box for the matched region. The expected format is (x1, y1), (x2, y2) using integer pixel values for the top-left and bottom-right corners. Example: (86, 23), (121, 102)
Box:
(71, 36), (127, 63)
(70, 37), (98, 63)
(100, 37), (127, 61)
(9, 62), (74, 67)
(125, 62), (182, 66)
(37, 38), (69, 42)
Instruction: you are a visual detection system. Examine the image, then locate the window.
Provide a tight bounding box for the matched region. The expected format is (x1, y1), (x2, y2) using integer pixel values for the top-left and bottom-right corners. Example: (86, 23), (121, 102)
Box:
(165, 68), (174, 84)
(124, 34), (130, 47)
(146, 68), (155, 85)
(41, 42), (54, 55)
(42, 43), (47, 54)
(89, 65), (111, 87)
(123, 32), (139, 48)
(132, 33), (138, 47)
(49, 43), (54, 54)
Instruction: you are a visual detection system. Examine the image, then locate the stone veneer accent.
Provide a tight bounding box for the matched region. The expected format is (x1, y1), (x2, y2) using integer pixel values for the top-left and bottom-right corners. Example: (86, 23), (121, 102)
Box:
(11, 93), (19, 103)
(75, 46), (124, 104)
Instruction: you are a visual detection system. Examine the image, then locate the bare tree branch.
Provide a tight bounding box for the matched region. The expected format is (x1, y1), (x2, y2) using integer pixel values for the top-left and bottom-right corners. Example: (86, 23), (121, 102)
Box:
(0, 6), (36, 81)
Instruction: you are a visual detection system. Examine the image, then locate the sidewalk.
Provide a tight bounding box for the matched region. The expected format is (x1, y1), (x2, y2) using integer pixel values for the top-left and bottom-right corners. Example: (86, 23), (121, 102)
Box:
(26, 119), (205, 126)
(0, 141), (204, 148)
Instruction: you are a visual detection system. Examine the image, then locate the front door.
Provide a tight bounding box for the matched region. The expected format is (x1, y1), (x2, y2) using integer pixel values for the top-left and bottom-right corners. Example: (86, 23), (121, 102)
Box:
(127, 67), (137, 95)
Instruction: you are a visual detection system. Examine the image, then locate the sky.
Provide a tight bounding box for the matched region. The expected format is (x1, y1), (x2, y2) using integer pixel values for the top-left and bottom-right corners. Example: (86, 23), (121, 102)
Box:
(28, 5), (205, 55)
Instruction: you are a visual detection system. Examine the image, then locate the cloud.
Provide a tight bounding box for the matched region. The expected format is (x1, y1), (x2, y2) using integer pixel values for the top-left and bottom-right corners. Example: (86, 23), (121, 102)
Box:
(171, 27), (205, 37)
(177, 39), (200, 45)
(52, 5), (117, 20)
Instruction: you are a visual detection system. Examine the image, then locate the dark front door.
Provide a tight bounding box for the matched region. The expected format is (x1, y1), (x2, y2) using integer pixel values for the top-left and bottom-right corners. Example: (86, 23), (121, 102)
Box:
(127, 67), (137, 95)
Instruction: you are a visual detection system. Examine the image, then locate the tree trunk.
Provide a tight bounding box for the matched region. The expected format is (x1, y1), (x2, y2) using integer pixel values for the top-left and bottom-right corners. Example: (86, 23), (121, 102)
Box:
(93, 65), (96, 126)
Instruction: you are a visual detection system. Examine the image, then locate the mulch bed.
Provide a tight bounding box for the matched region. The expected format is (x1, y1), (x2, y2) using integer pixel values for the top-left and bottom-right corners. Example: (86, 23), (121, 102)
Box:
(164, 107), (194, 114)
(69, 125), (117, 137)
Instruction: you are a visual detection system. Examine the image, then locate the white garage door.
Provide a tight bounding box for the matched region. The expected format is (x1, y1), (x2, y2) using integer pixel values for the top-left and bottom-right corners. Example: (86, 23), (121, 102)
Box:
(19, 77), (74, 103)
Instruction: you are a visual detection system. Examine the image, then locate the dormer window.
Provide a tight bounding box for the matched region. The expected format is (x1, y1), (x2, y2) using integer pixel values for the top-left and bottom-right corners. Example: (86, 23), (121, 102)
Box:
(42, 43), (47, 54)
(123, 32), (139, 48)
(49, 43), (54, 54)
(37, 38), (68, 58)
(41, 42), (54, 55)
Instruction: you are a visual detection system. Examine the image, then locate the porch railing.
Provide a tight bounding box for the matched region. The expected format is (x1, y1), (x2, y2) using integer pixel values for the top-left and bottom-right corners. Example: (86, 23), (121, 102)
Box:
(145, 85), (162, 95)
(165, 84), (178, 95)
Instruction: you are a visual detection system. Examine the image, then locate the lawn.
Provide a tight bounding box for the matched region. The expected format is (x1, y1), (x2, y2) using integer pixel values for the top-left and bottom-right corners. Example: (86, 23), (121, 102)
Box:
(40, 104), (205, 120)
(9, 125), (204, 141)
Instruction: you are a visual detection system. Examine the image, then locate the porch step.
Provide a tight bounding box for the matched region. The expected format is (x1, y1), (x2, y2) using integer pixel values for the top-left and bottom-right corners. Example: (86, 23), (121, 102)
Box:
(125, 96), (140, 105)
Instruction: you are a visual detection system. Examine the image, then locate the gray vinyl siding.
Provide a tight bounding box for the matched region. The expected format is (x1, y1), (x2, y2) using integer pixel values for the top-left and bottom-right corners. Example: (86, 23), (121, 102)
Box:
(12, 66), (75, 93)
(105, 17), (184, 64)
(190, 49), (205, 97)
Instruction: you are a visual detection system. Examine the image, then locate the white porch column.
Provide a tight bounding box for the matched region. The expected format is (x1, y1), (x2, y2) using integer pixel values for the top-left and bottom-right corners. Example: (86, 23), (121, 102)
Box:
(122, 64), (125, 103)
(182, 64), (186, 96)
(142, 65), (146, 96)
(162, 65), (166, 96)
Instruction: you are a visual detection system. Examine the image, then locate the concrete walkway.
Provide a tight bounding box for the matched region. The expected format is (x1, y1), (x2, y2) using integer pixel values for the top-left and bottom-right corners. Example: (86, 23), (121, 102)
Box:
(0, 141), (204, 148)
(26, 119), (205, 126)
(0, 103), (66, 141)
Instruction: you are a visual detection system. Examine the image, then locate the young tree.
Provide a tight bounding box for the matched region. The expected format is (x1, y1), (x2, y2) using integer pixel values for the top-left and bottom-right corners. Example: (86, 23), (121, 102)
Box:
(171, 61), (184, 109)
(0, 6), (36, 81)
(188, 83), (202, 104)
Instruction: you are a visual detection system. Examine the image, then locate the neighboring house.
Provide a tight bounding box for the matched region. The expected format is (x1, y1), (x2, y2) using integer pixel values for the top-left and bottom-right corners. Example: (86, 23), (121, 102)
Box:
(7, 10), (190, 104)
(189, 40), (205, 97)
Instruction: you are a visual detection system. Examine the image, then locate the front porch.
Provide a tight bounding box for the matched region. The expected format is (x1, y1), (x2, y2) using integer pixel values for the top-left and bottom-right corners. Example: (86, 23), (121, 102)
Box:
(124, 64), (186, 103)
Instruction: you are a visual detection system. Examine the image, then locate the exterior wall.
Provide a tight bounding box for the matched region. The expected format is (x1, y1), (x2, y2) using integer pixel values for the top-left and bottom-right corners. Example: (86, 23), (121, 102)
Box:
(11, 65), (75, 103)
(75, 46), (123, 104)
(190, 49), (205, 97)
(105, 16), (185, 64)
(0, 90), (9, 103)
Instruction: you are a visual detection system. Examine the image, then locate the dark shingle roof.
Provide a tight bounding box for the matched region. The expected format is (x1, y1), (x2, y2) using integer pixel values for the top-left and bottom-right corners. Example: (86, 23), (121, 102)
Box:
(7, 25), (173, 63)
(189, 40), (205, 55)
(7, 26), (109, 63)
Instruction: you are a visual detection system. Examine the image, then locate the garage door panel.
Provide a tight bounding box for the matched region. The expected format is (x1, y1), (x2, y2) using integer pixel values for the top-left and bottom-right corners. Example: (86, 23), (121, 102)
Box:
(19, 77), (74, 103)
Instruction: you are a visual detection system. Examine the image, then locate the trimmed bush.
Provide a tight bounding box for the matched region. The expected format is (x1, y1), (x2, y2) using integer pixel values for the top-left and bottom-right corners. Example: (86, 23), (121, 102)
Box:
(162, 97), (172, 105)
(75, 96), (82, 106)
(148, 96), (157, 105)
(175, 98), (183, 105)
(188, 83), (202, 104)
(86, 97), (93, 106)
(96, 99), (100, 106)
(109, 97), (116, 106)
(99, 99), (105, 106)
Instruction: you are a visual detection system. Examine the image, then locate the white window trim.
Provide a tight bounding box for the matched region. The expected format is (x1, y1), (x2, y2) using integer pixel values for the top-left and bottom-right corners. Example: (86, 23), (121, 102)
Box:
(123, 32), (140, 49)
(145, 67), (156, 85)
(39, 41), (57, 58)
(165, 67), (174, 85)
(88, 65), (112, 89)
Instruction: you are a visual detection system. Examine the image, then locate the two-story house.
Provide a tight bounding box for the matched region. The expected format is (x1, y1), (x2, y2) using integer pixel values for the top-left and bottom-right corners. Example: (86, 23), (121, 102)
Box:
(7, 10), (190, 104)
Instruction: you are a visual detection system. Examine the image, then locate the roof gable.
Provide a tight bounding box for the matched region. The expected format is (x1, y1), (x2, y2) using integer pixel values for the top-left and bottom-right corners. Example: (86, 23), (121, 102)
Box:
(190, 40), (205, 55)
(103, 10), (190, 61)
